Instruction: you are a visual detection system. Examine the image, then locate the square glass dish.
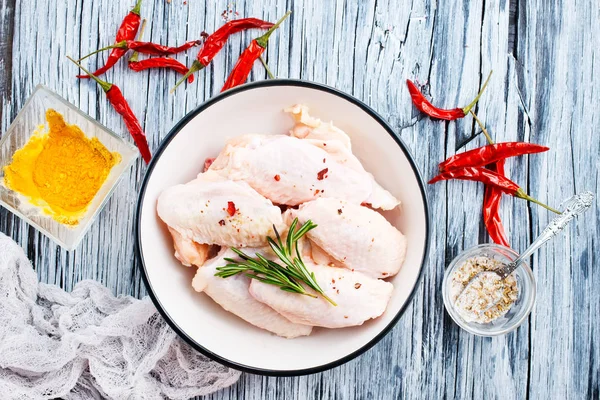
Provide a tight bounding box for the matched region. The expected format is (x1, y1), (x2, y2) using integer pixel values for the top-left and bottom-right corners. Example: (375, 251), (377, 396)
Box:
(0, 85), (138, 250)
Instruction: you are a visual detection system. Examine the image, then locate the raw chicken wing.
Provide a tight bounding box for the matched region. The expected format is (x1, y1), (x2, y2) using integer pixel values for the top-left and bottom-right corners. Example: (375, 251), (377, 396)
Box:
(157, 171), (285, 256)
(193, 248), (312, 338)
(168, 227), (210, 267)
(289, 198), (407, 278)
(209, 134), (399, 209)
(249, 261), (393, 328)
(285, 104), (352, 149)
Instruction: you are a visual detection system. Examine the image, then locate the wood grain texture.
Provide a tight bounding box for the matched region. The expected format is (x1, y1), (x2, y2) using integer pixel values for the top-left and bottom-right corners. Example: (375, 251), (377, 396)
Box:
(0, 0), (598, 399)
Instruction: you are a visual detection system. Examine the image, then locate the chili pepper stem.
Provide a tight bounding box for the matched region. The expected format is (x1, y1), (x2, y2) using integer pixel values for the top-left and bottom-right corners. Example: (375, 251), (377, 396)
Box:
(470, 110), (494, 145)
(131, 0), (143, 16)
(260, 56), (275, 79)
(129, 19), (147, 63)
(171, 60), (204, 92)
(516, 189), (560, 214)
(462, 70), (493, 115)
(78, 41), (127, 61)
(255, 11), (291, 48)
(66, 56), (112, 92)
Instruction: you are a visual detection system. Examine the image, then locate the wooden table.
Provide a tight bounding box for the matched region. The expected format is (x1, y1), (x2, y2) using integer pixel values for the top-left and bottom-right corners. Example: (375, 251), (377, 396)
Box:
(0, 0), (598, 398)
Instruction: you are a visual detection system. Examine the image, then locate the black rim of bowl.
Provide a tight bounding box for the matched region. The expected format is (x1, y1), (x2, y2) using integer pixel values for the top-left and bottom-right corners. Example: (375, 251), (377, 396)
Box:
(134, 79), (431, 377)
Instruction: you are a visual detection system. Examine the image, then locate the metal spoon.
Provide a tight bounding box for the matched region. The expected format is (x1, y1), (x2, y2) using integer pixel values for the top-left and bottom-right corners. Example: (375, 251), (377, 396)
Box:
(456, 191), (594, 318)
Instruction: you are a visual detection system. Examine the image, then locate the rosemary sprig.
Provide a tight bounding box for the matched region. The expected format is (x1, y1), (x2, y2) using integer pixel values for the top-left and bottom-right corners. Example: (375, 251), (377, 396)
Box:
(215, 218), (337, 306)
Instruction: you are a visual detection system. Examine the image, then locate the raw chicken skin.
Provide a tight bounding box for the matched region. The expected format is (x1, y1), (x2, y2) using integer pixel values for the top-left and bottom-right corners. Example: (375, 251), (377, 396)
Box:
(193, 248), (312, 338)
(285, 105), (399, 209)
(300, 139), (400, 210)
(289, 199), (407, 278)
(285, 104), (352, 149)
(168, 227), (210, 267)
(249, 261), (393, 328)
(157, 171), (285, 250)
(209, 134), (399, 209)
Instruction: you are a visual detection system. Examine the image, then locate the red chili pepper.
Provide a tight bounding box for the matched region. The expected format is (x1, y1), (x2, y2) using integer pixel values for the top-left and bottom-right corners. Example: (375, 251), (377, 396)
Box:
(79, 39), (202, 60)
(468, 111), (510, 246)
(406, 71), (492, 120)
(483, 160), (510, 247)
(77, 0), (143, 78)
(171, 17), (275, 92)
(68, 57), (152, 164)
(439, 142), (549, 172)
(227, 201), (237, 216)
(429, 167), (559, 213)
(129, 58), (194, 83)
(221, 12), (291, 92)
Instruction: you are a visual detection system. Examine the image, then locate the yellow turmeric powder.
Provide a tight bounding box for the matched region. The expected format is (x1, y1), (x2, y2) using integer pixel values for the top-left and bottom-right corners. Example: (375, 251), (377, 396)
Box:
(3, 109), (120, 225)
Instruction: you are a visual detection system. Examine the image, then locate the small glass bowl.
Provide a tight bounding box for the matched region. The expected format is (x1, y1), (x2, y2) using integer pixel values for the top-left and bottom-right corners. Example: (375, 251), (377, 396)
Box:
(0, 85), (138, 250)
(442, 244), (536, 336)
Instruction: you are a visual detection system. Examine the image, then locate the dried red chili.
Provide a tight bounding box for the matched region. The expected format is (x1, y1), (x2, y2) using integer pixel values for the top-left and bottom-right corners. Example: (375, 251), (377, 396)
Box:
(171, 17), (275, 92)
(439, 142), (549, 172)
(221, 11), (291, 92)
(428, 167), (559, 213)
(406, 71), (492, 120)
(77, 0), (143, 79)
(80, 39), (202, 60)
(129, 58), (194, 83)
(68, 57), (152, 164)
(227, 201), (237, 216)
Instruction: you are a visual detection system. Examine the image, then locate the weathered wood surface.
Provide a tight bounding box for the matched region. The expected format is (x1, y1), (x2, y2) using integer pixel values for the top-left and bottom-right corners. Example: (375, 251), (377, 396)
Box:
(0, 0), (598, 398)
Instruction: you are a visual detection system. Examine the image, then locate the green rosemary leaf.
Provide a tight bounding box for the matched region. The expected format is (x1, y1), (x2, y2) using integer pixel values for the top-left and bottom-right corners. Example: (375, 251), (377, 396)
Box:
(215, 218), (336, 306)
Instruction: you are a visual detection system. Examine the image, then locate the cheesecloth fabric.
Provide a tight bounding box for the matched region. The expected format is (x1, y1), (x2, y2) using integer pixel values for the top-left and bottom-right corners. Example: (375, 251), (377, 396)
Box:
(0, 233), (241, 399)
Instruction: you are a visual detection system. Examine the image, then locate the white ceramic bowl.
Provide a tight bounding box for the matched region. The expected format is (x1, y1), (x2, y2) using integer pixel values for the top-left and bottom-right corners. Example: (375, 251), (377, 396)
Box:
(135, 80), (430, 375)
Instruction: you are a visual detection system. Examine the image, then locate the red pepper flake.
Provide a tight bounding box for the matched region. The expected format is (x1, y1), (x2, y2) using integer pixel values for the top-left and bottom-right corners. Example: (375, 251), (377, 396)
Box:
(344, 315), (348, 319)
(323, 158), (326, 163)
(371, 238), (375, 242)
(274, 174), (281, 181)
(331, 278), (336, 283)
(337, 209), (343, 215)
(227, 201), (237, 216)
(314, 189), (321, 195)
(337, 289), (340, 294)
(317, 168), (329, 180)
(382, 272), (388, 276)
(354, 283), (362, 289)
(218, 219), (226, 226)
(323, 143), (327, 146)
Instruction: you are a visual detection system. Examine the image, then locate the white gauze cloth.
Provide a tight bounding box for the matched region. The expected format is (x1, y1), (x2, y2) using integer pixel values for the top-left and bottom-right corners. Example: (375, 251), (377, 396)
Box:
(0, 233), (241, 399)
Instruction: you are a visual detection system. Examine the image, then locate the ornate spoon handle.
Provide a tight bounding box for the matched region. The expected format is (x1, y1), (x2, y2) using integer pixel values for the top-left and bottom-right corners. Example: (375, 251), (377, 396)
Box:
(497, 191), (594, 279)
